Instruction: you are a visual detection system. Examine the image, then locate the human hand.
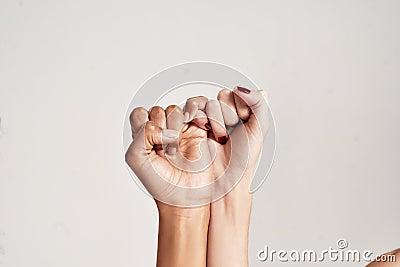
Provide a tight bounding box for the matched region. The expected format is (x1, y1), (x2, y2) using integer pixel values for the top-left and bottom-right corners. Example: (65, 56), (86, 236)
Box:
(184, 86), (270, 195)
(125, 104), (214, 207)
(184, 86), (270, 267)
(125, 87), (270, 267)
(125, 104), (213, 267)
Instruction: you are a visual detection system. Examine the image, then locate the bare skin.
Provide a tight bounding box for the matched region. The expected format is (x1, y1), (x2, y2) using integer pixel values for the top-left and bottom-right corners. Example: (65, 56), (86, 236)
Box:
(185, 87), (269, 267)
(126, 88), (399, 267)
(126, 104), (212, 267)
(126, 87), (269, 267)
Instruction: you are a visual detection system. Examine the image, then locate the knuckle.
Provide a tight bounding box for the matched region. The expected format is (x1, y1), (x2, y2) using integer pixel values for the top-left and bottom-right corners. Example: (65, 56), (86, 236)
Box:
(149, 107), (166, 125)
(149, 106), (164, 115)
(207, 99), (219, 108)
(187, 95), (207, 102)
(130, 107), (147, 120)
(217, 89), (231, 100)
(165, 105), (182, 115)
(187, 96), (208, 109)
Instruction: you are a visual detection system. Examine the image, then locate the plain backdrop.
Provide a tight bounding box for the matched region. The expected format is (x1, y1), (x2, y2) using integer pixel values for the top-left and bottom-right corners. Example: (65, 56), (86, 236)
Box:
(0, 0), (399, 266)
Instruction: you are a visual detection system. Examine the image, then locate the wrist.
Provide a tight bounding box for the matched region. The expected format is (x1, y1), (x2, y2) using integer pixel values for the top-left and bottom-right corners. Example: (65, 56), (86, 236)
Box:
(157, 201), (210, 221)
(156, 203), (210, 267)
(207, 173), (252, 267)
(212, 171), (253, 211)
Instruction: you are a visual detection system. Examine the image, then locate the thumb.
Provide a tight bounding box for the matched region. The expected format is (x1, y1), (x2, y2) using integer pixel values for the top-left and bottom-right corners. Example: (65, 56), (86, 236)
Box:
(125, 121), (179, 166)
(233, 86), (270, 137)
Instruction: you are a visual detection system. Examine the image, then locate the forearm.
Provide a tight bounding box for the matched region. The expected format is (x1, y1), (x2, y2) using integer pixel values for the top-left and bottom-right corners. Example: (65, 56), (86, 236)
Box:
(156, 203), (210, 267)
(207, 173), (253, 267)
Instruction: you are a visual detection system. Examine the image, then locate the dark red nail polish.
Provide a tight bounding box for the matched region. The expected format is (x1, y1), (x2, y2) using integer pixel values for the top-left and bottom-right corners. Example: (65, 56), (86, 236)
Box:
(217, 136), (228, 145)
(237, 86), (251, 94)
(204, 122), (212, 130)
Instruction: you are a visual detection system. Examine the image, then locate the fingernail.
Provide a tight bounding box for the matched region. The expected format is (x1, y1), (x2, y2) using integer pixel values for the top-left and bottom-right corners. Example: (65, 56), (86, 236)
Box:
(217, 135), (228, 145)
(204, 122), (211, 130)
(162, 129), (179, 139)
(184, 112), (190, 122)
(236, 86), (251, 94)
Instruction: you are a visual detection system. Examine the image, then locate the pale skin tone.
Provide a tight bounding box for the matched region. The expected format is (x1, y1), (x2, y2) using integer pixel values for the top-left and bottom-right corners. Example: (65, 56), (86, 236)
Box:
(125, 86), (268, 267)
(125, 87), (398, 267)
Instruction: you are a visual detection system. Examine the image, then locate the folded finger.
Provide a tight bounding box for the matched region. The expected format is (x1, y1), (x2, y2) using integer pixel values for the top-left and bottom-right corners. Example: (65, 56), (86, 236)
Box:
(233, 87), (252, 121)
(205, 100), (228, 144)
(149, 106), (166, 128)
(233, 86), (270, 136)
(129, 107), (148, 139)
(183, 96), (208, 122)
(217, 89), (239, 126)
(165, 105), (184, 155)
(192, 109), (211, 131)
(149, 106), (167, 155)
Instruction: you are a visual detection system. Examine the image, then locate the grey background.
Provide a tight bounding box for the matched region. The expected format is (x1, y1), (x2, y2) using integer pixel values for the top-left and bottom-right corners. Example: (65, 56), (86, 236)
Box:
(0, 0), (399, 266)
